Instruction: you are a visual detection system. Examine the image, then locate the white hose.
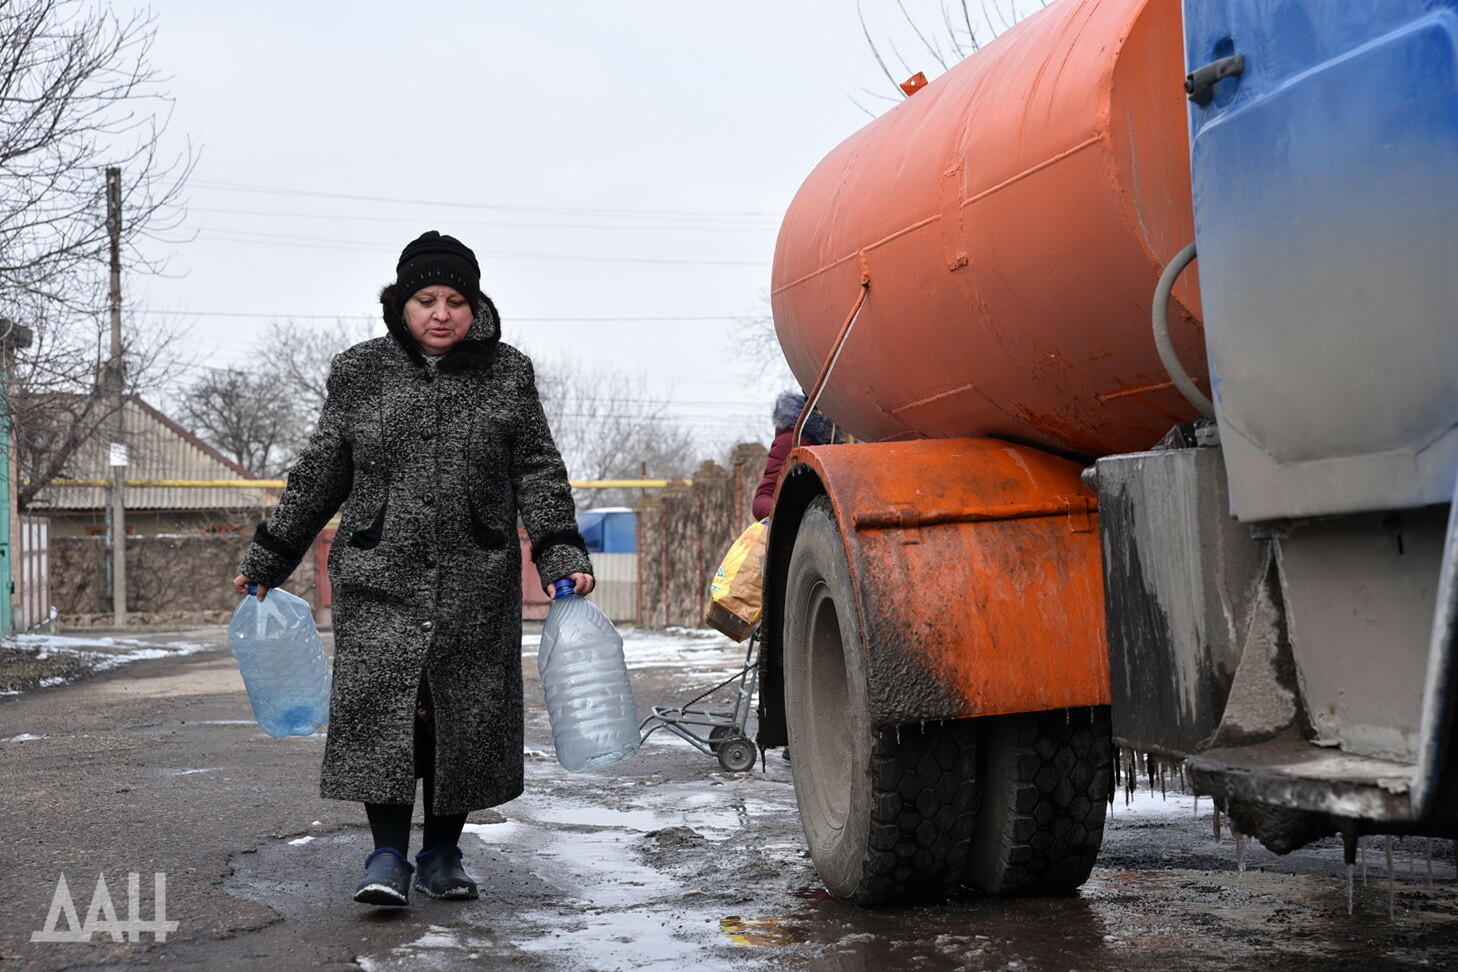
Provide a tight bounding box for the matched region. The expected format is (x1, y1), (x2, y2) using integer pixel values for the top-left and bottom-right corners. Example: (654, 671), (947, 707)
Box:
(1152, 242), (1216, 419)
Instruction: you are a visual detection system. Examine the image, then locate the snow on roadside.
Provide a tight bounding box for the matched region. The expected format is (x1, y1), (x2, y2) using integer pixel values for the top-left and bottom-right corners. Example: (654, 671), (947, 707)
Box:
(0, 633), (214, 697)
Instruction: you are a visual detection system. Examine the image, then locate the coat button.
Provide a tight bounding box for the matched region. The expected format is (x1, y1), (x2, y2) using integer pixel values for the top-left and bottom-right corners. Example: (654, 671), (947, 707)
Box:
(422, 492), (435, 505)
(422, 428), (434, 440)
(421, 620), (434, 632)
(424, 555), (437, 568)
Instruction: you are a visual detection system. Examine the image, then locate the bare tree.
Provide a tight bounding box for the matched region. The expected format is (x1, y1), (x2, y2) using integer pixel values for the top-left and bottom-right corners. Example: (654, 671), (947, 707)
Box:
(2, 0), (192, 507)
(9, 302), (178, 509)
(172, 318), (376, 477)
(175, 368), (303, 477)
(534, 357), (702, 510)
(267, 317), (379, 427)
(731, 292), (797, 390)
(853, 0), (1048, 114)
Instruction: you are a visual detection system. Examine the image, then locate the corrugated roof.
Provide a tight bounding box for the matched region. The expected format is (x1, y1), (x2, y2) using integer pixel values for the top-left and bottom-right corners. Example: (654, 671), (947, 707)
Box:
(28, 395), (273, 512)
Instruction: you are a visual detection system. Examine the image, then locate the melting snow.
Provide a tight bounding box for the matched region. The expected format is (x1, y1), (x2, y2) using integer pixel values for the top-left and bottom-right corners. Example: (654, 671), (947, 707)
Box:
(1, 633), (214, 697)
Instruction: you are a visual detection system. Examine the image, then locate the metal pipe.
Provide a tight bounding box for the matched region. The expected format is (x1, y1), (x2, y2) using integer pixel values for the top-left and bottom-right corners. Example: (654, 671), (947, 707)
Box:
(1152, 241), (1215, 418)
(794, 282), (870, 445)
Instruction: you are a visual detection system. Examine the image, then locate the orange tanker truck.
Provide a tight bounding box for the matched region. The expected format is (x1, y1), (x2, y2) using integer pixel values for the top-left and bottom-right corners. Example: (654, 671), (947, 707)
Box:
(759, 0), (1458, 905)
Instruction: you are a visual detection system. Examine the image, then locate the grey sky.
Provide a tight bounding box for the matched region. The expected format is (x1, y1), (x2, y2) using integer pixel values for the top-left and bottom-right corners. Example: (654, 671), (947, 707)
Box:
(128, 2), (1012, 452)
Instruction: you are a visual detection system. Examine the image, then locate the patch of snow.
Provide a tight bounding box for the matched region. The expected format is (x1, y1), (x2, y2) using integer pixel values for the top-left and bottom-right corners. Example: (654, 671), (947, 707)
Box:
(288, 835), (315, 846)
(0, 634), (216, 697)
(3, 733), (45, 742)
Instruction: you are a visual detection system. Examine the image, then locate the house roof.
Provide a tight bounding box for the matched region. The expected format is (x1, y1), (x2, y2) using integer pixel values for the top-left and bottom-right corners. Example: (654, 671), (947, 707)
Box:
(28, 395), (274, 512)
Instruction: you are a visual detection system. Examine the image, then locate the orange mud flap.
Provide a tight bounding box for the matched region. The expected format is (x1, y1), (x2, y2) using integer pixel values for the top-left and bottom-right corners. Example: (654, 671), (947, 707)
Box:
(757, 437), (1109, 748)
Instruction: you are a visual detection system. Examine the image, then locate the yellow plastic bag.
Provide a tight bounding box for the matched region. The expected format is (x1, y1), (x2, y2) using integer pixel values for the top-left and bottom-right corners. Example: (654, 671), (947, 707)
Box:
(706, 519), (769, 642)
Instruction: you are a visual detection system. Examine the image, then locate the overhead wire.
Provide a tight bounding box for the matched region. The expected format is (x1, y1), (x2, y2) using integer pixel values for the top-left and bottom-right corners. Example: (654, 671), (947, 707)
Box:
(195, 227), (769, 265)
(189, 178), (777, 222)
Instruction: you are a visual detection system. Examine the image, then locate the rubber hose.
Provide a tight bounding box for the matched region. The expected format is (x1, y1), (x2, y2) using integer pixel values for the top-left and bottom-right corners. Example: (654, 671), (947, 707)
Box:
(1152, 241), (1215, 419)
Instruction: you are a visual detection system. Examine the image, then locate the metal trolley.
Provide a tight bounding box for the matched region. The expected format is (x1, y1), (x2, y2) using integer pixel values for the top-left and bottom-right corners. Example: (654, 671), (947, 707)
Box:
(639, 629), (760, 772)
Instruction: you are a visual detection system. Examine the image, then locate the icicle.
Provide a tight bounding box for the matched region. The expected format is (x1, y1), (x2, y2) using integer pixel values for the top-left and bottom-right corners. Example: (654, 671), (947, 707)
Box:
(1427, 837), (1434, 887)
(1362, 838), (1368, 886)
(1235, 830), (1248, 877)
(1342, 829), (1358, 915)
(1386, 836), (1396, 919)
(1193, 793), (1199, 818)
(1213, 805), (1223, 842)
(1159, 763), (1167, 800)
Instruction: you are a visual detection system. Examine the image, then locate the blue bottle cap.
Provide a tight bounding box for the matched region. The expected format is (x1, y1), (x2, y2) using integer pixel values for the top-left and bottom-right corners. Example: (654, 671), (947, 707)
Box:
(552, 579), (575, 599)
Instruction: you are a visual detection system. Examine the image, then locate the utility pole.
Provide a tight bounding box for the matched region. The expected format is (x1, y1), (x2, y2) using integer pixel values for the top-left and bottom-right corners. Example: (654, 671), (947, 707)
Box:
(106, 166), (127, 629)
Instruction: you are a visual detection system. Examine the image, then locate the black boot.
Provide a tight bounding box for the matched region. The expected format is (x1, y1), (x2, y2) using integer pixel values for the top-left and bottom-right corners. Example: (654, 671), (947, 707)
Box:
(354, 847), (414, 906)
(413, 844), (479, 900)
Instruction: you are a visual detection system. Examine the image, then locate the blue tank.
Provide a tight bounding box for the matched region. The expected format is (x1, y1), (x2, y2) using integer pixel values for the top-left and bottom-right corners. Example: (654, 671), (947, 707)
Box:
(576, 508), (637, 554)
(1184, 0), (1458, 520)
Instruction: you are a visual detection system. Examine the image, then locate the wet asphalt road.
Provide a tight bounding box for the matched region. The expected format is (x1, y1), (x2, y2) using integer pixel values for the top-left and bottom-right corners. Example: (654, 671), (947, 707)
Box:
(2, 626), (1458, 971)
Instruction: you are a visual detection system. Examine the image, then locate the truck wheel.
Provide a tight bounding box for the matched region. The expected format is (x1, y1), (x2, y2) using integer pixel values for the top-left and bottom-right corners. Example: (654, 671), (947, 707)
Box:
(962, 707), (1111, 896)
(784, 497), (979, 906)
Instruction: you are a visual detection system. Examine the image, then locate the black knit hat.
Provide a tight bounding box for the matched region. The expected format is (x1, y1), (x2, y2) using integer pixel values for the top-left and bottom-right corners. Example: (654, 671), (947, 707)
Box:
(394, 231), (481, 313)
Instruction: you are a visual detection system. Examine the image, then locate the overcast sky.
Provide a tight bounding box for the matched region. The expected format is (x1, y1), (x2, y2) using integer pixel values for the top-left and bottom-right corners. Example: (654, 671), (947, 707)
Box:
(130, 2), (1028, 455)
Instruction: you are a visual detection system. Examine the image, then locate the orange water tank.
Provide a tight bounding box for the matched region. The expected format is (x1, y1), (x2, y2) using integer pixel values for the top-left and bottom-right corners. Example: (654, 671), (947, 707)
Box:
(771, 0), (1203, 457)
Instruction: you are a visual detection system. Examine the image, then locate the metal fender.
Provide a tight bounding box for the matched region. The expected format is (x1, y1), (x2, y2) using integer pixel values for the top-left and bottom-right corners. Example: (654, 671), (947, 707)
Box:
(758, 438), (1109, 748)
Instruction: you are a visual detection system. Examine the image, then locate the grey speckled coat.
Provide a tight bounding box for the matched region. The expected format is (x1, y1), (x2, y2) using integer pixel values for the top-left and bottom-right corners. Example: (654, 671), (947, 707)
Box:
(238, 292), (590, 814)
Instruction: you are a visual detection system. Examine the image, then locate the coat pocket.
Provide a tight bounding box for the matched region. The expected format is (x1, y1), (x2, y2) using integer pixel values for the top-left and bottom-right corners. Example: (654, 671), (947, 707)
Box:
(345, 500), (387, 550)
(467, 495), (508, 551)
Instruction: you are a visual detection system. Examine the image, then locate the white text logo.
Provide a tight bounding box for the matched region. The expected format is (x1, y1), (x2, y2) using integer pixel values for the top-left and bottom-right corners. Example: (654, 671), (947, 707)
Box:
(31, 872), (178, 943)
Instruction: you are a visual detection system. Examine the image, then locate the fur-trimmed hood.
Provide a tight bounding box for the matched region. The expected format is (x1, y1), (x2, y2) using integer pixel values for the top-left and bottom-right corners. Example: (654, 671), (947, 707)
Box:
(379, 283), (502, 374)
(773, 390), (837, 445)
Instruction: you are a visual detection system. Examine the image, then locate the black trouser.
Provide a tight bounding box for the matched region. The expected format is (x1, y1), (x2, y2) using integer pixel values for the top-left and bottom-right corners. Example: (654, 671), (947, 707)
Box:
(364, 676), (467, 855)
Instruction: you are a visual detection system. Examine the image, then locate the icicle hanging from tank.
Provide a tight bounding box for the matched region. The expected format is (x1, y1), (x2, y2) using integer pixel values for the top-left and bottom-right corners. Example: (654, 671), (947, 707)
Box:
(1386, 835), (1396, 919)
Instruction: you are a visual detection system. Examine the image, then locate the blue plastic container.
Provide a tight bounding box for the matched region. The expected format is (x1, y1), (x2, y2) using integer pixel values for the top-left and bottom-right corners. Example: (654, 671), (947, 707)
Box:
(537, 579), (640, 771)
(576, 508), (638, 554)
(228, 587), (331, 737)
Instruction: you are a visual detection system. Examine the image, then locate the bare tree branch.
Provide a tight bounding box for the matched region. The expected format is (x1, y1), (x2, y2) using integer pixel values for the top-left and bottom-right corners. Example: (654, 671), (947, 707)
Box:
(2, 0), (194, 506)
(857, 0), (1048, 107)
(534, 357), (705, 510)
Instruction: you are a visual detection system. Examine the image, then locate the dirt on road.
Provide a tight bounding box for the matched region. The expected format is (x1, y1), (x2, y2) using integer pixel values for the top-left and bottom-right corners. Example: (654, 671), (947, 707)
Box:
(1, 626), (1456, 971)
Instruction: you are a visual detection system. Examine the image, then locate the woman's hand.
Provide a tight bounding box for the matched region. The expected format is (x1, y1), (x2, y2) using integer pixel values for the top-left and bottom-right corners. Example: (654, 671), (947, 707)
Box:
(545, 572), (595, 597)
(233, 574), (269, 601)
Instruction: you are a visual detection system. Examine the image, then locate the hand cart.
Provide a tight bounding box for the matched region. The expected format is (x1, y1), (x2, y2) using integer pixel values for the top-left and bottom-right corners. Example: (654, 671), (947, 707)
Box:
(639, 629), (760, 772)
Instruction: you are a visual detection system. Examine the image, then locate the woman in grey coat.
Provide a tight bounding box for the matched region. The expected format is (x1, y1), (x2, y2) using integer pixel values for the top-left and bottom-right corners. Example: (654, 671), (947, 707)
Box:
(233, 231), (593, 906)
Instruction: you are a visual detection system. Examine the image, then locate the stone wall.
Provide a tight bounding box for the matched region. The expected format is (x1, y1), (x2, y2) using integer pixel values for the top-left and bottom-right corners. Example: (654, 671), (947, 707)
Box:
(637, 443), (767, 628)
(52, 534), (318, 628)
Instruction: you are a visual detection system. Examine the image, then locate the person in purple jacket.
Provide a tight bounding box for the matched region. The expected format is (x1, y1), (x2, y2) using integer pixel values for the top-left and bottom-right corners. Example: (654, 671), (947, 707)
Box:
(752, 391), (839, 520)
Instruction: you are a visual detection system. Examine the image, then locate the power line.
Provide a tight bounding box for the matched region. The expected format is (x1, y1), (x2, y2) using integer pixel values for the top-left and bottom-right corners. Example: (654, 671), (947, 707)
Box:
(190, 206), (776, 232)
(190, 179), (777, 221)
(196, 228), (770, 265)
(140, 309), (742, 322)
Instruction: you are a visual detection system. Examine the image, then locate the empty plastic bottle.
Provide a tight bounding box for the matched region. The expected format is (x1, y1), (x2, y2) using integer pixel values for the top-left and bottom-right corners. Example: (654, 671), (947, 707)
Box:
(228, 585), (331, 737)
(537, 579), (641, 771)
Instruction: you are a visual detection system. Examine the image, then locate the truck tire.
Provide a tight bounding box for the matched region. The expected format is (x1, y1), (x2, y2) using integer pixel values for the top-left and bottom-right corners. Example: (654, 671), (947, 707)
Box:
(783, 497), (979, 905)
(962, 707), (1111, 896)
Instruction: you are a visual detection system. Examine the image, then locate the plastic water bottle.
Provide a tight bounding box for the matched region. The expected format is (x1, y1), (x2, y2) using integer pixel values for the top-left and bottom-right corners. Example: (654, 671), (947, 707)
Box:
(538, 579), (641, 771)
(228, 585), (331, 737)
